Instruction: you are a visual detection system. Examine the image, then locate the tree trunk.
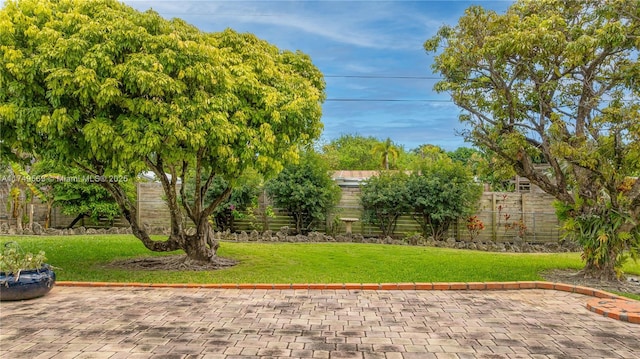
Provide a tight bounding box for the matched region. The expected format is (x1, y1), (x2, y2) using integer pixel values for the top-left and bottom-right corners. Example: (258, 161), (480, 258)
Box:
(28, 204), (34, 231)
(14, 203), (23, 232)
(95, 162), (230, 265)
(579, 260), (620, 282)
(45, 202), (52, 229)
(67, 213), (88, 229)
(182, 221), (219, 263)
(579, 244), (623, 281)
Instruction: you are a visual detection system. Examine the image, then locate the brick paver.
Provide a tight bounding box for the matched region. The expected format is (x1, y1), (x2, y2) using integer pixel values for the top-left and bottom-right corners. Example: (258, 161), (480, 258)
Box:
(0, 287), (638, 358)
(587, 297), (640, 324)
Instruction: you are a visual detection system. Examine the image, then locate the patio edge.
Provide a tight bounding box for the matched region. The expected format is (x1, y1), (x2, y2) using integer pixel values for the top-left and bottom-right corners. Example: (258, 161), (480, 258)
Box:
(56, 280), (639, 324)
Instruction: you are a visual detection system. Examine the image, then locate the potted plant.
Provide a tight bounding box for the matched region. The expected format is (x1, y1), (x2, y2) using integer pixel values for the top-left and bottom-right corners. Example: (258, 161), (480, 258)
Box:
(0, 241), (56, 301)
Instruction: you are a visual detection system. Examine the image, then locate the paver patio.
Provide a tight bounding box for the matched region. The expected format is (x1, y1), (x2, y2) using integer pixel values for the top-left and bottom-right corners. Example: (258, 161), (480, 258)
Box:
(0, 286), (638, 358)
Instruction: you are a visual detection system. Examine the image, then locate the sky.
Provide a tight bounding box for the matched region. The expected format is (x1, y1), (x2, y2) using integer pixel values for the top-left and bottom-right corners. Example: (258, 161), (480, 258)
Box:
(123, 0), (514, 151)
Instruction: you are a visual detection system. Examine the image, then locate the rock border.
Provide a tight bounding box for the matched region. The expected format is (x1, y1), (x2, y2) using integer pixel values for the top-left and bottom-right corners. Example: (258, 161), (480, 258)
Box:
(0, 224), (581, 253)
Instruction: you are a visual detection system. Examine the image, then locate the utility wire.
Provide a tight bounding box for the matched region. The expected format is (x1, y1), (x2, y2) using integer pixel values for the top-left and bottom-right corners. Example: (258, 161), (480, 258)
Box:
(325, 75), (441, 80)
(324, 97), (636, 102)
(325, 98), (451, 102)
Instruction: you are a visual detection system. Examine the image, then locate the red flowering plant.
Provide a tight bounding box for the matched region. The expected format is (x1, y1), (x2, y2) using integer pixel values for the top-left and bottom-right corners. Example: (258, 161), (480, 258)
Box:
(466, 215), (485, 241)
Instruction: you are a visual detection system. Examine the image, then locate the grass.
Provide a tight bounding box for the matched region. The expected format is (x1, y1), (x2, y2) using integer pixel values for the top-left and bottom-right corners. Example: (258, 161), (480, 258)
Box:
(4, 234), (639, 287)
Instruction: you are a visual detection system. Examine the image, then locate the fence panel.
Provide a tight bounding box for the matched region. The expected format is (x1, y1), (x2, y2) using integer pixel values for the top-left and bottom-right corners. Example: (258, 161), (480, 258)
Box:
(1, 183), (563, 243)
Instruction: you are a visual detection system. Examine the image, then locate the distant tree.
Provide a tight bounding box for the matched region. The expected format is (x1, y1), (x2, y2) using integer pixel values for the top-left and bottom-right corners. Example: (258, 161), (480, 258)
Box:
(27, 160), (124, 229)
(320, 134), (384, 170)
(409, 144), (448, 170)
(445, 148), (517, 191)
(406, 157), (482, 240)
(414, 144), (447, 159)
(447, 147), (479, 166)
(52, 175), (124, 229)
(360, 172), (410, 237)
(425, 0), (640, 279)
(1, 0), (324, 264)
(265, 151), (341, 234)
(3, 162), (29, 232)
(1, 158), (62, 230)
(372, 138), (400, 170)
(474, 150), (518, 191)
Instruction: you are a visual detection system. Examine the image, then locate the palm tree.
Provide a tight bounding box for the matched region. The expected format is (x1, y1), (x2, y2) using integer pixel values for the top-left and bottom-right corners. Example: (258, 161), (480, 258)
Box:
(372, 138), (399, 170)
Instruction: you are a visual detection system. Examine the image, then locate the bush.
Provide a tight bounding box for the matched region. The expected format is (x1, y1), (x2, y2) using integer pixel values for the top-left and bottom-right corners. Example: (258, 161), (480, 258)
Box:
(406, 159), (482, 241)
(360, 172), (410, 237)
(265, 151), (341, 234)
(0, 242), (47, 278)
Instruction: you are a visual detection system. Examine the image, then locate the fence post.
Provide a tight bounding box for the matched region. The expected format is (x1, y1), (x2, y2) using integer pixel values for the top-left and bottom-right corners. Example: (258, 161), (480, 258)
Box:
(532, 211), (537, 242)
(491, 193), (497, 241)
(521, 192), (525, 241)
(136, 182), (141, 226)
(29, 204), (34, 231)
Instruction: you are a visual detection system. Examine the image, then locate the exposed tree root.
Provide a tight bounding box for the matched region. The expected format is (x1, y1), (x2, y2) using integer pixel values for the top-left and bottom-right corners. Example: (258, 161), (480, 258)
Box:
(573, 268), (621, 282)
(541, 269), (640, 295)
(105, 255), (237, 271)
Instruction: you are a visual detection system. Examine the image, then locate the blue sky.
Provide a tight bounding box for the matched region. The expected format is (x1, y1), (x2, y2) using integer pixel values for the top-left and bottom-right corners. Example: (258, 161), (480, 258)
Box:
(124, 0), (514, 151)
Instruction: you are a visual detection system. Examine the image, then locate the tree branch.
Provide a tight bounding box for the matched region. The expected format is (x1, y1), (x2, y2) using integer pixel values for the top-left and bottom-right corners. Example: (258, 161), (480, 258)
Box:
(179, 160), (195, 221)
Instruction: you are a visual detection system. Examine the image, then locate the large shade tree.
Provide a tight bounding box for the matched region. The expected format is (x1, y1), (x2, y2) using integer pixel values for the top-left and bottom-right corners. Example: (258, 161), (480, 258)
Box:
(1, 0), (325, 264)
(425, 0), (639, 279)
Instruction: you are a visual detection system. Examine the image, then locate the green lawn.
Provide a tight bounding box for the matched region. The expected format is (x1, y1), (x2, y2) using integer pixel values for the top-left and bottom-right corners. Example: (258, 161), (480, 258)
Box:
(4, 234), (639, 286)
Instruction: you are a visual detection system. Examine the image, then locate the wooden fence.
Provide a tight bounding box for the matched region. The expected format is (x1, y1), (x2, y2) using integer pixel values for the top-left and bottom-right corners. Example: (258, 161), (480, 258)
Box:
(231, 189), (560, 243)
(1, 182), (561, 242)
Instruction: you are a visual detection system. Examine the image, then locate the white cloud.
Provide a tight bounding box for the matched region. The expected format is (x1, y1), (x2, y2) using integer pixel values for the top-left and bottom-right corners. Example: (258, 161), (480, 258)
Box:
(122, 0), (514, 150)
(125, 1), (442, 50)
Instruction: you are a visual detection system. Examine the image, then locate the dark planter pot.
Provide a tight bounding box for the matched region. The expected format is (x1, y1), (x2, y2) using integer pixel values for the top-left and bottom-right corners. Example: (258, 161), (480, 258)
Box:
(0, 265), (56, 301)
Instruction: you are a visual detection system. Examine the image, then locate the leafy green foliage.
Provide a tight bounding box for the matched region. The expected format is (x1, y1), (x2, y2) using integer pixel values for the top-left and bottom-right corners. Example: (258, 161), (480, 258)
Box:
(1, 0), (325, 260)
(320, 134), (411, 170)
(426, 0), (640, 278)
(372, 137), (400, 170)
(447, 147), (478, 166)
(407, 158), (482, 240)
(0, 241), (46, 278)
(360, 172), (410, 237)
(54, 180), (123, 227)
(555, 199), (640, 279)
(320, 134), (383, 170)
(265, 151), (341, 234)
(29, 162), (125, 227)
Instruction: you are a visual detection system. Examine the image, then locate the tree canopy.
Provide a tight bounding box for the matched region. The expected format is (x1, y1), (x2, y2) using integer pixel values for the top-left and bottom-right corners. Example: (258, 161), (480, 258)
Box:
(426, 0), (640, 279)
(372, 137), (400, 170)
(320, 134), (413, 170)
(1, 0), (325, 262)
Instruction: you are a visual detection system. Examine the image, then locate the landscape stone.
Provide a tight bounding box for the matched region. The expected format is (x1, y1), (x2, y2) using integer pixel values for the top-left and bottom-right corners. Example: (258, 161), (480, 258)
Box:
(32, 222), (43, 235)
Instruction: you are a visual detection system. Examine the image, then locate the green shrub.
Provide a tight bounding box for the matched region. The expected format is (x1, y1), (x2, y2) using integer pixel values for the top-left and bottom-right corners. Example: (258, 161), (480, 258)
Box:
(266, 151), (341, 234)
(360, 171), (410, 237)
(0, 242), (47, 278)
(407, 158), (482, 240)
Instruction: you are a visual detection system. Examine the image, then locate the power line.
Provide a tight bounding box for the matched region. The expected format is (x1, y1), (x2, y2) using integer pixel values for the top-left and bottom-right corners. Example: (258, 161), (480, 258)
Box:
(325, 98), (636, 103)
(325, 98), (451, 102)
(325, 75), (441, 80)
